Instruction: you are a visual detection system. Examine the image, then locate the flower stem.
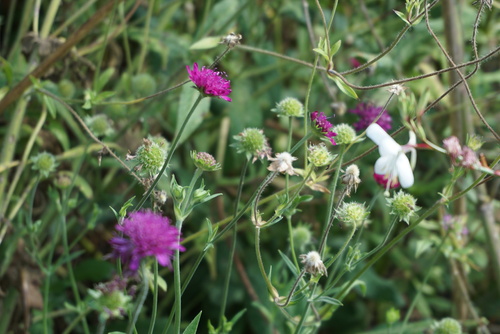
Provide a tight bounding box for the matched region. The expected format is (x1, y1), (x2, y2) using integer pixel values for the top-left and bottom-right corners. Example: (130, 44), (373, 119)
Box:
(219, 158), (250, 326)
(352, 217), (398, 266)
(173, 219), (184, 333)
(135, 94), (204, 210)
(126, 264), (149, 334)
(147, 260), (159, 334)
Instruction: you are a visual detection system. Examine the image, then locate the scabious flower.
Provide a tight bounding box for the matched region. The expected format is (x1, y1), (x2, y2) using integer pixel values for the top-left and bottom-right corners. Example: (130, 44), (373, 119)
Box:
(233, 128), (272, 163)
(332, 123), (357, 145)
(311, 111), (337, 145)
(128, 138), (168, 176)
(186, 63), (231, 101)
(341, 164), (361, 196)
(191, 151), (221, 172)
(85, 114), (114, 137)
(272, 97), (304, 117)
(349, 103), (392, 131)
(308, 143), (334, 167)
(110, 211), (185, 272)
(367, 123), (415, 193)
(432, 318), (462, 334)
(268, 152), (298, 175)
(336, 202), (369, 228)
(31, 152), (58, 178)
(88, 277), (131, 320)
(300, 251), (327, 276)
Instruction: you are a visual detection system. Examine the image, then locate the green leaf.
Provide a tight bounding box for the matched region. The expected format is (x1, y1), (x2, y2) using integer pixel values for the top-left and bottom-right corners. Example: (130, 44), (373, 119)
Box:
(278, 250), (300, 276)
(394, 10), (410, 26)
(329, 40), (342, 58)
(190, 36), (221, 50)
(118, 196), (135, 218)
(175, 84), (210, 145)
(415, 240), (433, 258)
(0, 57), (13, 85)
(312, 48), (329, 62)
(313, 296), (343, 306)
(95, 68), (115, 92)
(42, 94), (57, 118)
(56, 171), (93, 199)
(331, 76), (358, 99)
(182, 311), (202, 334)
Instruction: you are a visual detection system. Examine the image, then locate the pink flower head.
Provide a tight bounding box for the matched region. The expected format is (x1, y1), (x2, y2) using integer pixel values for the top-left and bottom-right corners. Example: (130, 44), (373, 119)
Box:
(311, 111), (337, 145)
(349, 103), (392, 131)
(186, 63), (232, 101)
(443, 136), (462, 162)
(110, 211), (185, 272)
(461, 146), (479, 168)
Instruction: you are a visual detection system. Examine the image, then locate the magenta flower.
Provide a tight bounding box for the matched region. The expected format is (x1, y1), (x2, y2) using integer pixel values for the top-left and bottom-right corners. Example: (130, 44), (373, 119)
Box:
(186, 63), (232, 101)
(349, 103), (392, 131)
(311, 111), (337, 145)
(110, 211), (185, 272)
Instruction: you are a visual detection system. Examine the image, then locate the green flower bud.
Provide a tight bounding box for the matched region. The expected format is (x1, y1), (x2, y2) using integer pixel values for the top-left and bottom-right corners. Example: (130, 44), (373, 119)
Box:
(191, 151), (221, 172)
(386, 307), (400, 325)
(466, 134), (483, 151)
(387, 190), (420, 224)
(232, 128), (271, 162)
(149, 135), (170, 153)
(88, 285), (131, 320)
(85, 114), (114, 137)
(308, 143), (334, 167)
(135, 138), (167, 175)
(433, 318), (462, 334)
(132, 73), (157, 97)
(54, 171), (72, 189)
(336, 202), (369, 228)
(271, 97), (304, 117)
(331, 123), (357, 145)
(31, 152), (58, 178)
(292, 225), (312, 251)
(58, 79), (76, 98)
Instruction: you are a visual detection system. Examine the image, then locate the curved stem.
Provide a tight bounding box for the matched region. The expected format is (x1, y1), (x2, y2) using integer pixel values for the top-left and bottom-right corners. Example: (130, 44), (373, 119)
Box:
(275, 270), (306, 307)
(135, 94), (204, 210)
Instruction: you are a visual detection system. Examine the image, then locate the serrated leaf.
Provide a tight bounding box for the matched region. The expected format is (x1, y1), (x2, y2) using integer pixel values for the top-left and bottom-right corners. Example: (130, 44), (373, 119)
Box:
(313, 296), (343, 306)
(183, 311), (202, 334)
(329, 40), (342, 58)
(190, 36), (221, 50)
(331, 76), (358, 99)
(95, 68), (115, 92)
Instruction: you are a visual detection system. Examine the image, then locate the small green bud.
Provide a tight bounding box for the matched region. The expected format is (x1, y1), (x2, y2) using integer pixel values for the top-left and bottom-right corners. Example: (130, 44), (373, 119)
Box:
(54, 171), (72, 189)
(191, 151), (221, 172)
(466, 134), (483, 151)
(387, 190), (420, 224)
(433, 318), (462, 334)
(85, 114), (114, 137)
(132, 73), (157, 97)
(88, 285), (131, 320)
(292, 225), (312, 251)
(232, 128), (271, 162)
(331, 123), (357, 145)
(271, 97), (304, 117)
(308, 143), (334, 167)
(58, 79), (76, 98)
(170, 176), (185, 202)
(193, 187), (210, 203)
(336, 202), (369, 228)
(31, 152), (58, 178)
(135, 138), (167, 175)
(386, 307), (400, 325)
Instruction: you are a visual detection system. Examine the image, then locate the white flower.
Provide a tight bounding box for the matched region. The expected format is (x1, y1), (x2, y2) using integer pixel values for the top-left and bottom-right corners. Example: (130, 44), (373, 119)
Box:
(366, 124), (416, 192)
(267, 152), (297, 175)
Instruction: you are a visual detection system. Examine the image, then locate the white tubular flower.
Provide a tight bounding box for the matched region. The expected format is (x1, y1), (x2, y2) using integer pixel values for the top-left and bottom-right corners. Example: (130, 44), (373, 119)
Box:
(366, 124), (416, 193)
(267, 152), (298, 175)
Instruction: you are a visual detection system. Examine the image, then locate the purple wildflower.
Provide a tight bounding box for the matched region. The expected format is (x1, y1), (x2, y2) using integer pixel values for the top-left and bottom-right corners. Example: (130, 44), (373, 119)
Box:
(349, 103), (392, 131)
(311, 111), (337, 145)
(110, 211), (185, 272)
(186, 63), (232, 101)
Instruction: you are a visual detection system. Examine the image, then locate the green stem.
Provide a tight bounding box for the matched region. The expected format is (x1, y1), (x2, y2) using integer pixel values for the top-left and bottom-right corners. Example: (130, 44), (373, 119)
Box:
(319, 146), (345, 257)
(352, 217), (398, 266)
(126, 264), (150, 334)
(288, 215), (300, 270)
(135, 94), (204, 210)
(62, 308), (92, 334)
(40, 0), (62, 38)
(147, 261), (159, 334)
(324, 225), (356, 269)
(180, 168), (204, 215)
(173, 219), (184, 333)
(137, 0), (156, 73)
(219, 158), (250, 325)
(255, 228), (278, 300)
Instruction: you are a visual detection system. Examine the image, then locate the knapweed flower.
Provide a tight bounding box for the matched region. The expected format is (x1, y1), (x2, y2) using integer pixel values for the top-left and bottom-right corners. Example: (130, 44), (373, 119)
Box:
(387, 190), (420, 224)
(310, 111), (337, 145)
(367, 123), (415, 192)
(233, 128), (272, 163)
(191, 151), (221, 171)
(349, 103), (392, 131)
(31, 152), (58, 178)
(308, 143), (334, 167)
(268, 152), (297, 175)
(336, 202), (369, 228)
(110, 211), (185, 272)
(332, 123), (357, 145)
(272, 97), (304, 117)
(300, 251), (327, 276)
(186, 63), (231, 101)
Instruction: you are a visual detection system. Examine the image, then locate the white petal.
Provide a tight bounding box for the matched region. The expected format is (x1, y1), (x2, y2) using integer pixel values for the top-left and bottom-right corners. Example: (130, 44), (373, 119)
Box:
(396, 154), (414, 188)
(379, 138), (402, 157)
(367, 124), (395, 146)
(374, 156), (392, 175)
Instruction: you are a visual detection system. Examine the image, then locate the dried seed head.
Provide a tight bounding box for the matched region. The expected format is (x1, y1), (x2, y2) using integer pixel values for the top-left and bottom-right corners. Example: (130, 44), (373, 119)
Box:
(300, 251), (327, 276)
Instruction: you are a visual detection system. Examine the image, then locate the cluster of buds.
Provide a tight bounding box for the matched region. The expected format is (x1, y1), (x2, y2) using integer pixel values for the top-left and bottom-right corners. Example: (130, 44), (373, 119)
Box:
(443, 136), (480, 169)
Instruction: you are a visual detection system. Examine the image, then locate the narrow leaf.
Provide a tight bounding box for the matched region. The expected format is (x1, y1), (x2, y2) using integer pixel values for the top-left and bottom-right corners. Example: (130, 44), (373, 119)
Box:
(182, 311), (202, 334)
